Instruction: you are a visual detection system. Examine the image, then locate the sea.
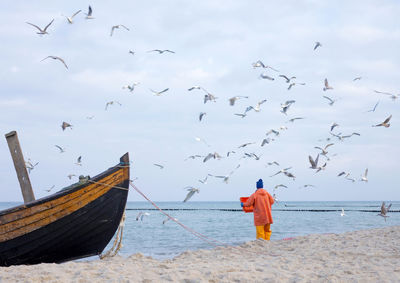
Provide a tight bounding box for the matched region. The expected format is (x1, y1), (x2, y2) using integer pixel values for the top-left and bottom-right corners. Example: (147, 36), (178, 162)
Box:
(1, 201), (399, 260)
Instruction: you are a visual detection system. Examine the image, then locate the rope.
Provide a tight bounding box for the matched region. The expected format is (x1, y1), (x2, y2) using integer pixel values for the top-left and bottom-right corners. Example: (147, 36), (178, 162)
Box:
(100, 212), (126, 259)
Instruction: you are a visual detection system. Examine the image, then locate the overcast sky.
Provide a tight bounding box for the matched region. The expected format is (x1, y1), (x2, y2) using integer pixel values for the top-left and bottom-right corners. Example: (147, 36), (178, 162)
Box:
(0, 0), (399, 202)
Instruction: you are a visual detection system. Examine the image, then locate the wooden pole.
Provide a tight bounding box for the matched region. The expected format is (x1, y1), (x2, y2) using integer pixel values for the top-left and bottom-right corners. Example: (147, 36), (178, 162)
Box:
(5, 131), (35, 203)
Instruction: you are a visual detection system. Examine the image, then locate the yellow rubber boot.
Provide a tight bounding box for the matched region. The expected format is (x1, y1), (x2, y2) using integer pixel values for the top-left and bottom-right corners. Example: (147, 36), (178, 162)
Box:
(256, 226), (265, 239)
(264, 224), (271, 241)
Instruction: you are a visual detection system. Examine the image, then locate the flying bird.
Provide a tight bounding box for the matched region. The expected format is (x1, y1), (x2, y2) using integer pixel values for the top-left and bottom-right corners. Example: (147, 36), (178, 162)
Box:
(85, 5), (94, 19)
(366, 101), (379, 113)
(62, 10), (81, 24)
(360, 168), (368, 182)
(67, 174), (76, 180)
(183, 187), (199, 202)
(353, 77), (362, 81)
(314, 143), (334, 156)
(55, 145), (66, 153)
(203, 152), (222, 163)
(323, 78), (333, 91)
(270, 167), (292, 177)
(323, 96), (337, 106)
(41, 56), (68, 69)
(188, 86), (206, 92)
(105, 101), (122, 110)
(314, 42), (322, 50)
(150, 88), (169, 96)
(199, 112), (207, 121)
(279, 75), (296, 83)
(280, 100), (296, 115)
(75, 156), (82, 166)
(25, 159), (39, 174)
(229, 96), (249, 106)
(341, 208), (346, 217)
(195, 136), (211, 147)
(238, 142), (255, 148)
(274, 184), (287, 190)
(44, 185), (55, 193)
(110, 24), (130, 36)
(129, 50), (135, 55)
(136, 212), (150, 221)
(308, 154), (320, 169)
(148, 49), (175, 54)
(153, 164), (164, 169)
(252, 60), (279, 72)
(259, 73), (274, 80)
(122, 82), (140, 92)
(26, 19), (54, 35)
(330, 123), (339, 132)
(372, 115), (392, 128)
(204, 93), (218, 103)
(61, 121), (72, 131)
(378, 202), (392, 221)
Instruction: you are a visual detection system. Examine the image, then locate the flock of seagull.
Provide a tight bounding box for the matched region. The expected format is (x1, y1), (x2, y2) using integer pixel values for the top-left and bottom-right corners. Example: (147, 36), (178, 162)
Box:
(22, 5), (396, 221)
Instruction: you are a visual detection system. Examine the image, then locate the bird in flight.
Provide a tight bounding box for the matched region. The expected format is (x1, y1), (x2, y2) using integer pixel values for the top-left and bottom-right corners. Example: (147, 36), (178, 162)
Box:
(259, 73), (274, 80)
(25, 159), (39, 174)
(204, 93), (218, 104)
(183, 187), (199, 202)
(67, 174), (76, 180)
(203, 152), (222, 163)
(41, 56), (69, 69)
(55, 145), (66, 153)
(62, 10), (81, 24)
(323, 78), (333, 91)
(136, 212), (150, 221)
(353, 77), (362, 81)
(195, 136), (211, 147)
(122, 82), (140, 92)
(280, 100), (296, 115)
(85, 5), (95, 19)
(229, 96), (249, 106)
(61, 121), (72, 131)
(308, 154), (320, 169)
(153, 164), (164, 169)
(341, 208), (346, 217)
(105, 101), (122, 110)
(286, 117), (304, 123)
(150, 88), (169, 96)
(360, 168), (368, 182)
(330, 123), (339, 132)
(314, 42), (322, 50)
(252, 60), (279, 72)
(44, 185), (55, 193)
(26, 19), (54, 35)
(366, 101), (379, 113)
(323, 95), (337, 106)
(314, 143), (334, 156)
(188, 86), (206, 92)
(270, 167), (292, 177)
(378, 202), (392, 221)
(110, 24), (130, 36)
(129, 50), (135, 55)
(238, 142), (255, 148)
(199, 112), (207, 122)
(75, 156), (82, 166)
(148, 49), (175, 54)
(372, 115), (392, 128)
(279, 75), (296, 83)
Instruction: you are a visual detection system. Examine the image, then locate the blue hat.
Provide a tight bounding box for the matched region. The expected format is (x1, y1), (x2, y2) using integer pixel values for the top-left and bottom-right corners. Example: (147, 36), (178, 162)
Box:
(256, 179), (263, 189)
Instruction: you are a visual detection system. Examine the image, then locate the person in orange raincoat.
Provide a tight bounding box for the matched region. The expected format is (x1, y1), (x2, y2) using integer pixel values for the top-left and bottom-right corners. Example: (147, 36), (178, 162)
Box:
(241, 179), (275, 240)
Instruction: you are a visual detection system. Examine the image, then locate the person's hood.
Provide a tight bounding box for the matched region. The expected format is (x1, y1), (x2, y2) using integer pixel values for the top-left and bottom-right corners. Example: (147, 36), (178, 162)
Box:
(255, 188), (268, 196)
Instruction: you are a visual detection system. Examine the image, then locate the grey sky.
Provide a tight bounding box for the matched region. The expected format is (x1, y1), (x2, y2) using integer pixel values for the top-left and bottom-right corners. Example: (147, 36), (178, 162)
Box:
(0, 1), (399, 202)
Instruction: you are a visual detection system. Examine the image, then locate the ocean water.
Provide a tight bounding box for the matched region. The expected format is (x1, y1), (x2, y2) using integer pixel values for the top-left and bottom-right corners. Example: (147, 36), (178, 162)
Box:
(1, 201), (399, 260)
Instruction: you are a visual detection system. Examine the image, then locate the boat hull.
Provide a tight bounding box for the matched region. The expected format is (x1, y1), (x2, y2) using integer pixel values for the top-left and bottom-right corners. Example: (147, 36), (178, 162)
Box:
(0, 153), (129, 266)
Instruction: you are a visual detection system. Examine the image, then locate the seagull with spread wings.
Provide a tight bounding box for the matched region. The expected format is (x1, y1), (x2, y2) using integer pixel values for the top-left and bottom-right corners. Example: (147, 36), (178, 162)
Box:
(323, 78), (333, 91)
(41, 56), (68, 69)
(105, 101), (122, 110)
(229, 96), (249, 106)
(55, 145), (66, 153)
(122, 82), (140, 92)
(372, 115), (392, 128)
(26, 19), (54, 35)
(183, 187), (199, 202)
(85, 5), (95, 19)
(378, 202), (392, 221)
(323, 95), (337, 106)
(314, 143), (334, 156)
(150, 88), (169, 96)
(148, 49), (175, 54)
(314, 42), (322, 50)
(61, 121), (72, 131)
(360, 168), (368, 182)
(62, 10), (81, 24)
(110, 24), (130, 36)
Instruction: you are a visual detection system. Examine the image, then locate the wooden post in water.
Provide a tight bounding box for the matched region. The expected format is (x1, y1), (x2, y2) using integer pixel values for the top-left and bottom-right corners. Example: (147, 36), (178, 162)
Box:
(5, 131), (35, 203)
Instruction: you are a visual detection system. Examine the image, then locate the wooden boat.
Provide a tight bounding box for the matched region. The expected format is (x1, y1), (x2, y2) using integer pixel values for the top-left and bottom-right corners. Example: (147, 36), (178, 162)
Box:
(0, 153), (130, 266)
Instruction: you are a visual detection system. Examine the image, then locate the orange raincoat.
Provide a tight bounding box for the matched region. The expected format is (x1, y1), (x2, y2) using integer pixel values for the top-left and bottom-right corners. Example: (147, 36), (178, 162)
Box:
(243, 189), (274, 226)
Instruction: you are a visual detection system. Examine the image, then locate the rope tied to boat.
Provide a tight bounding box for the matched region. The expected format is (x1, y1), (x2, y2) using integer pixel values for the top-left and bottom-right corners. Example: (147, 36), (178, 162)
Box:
(99, 212), (126, 259)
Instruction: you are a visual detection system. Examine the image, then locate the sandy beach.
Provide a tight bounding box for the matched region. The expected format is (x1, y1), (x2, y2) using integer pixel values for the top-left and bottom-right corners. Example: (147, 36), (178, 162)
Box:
(0, 226), (399, 282)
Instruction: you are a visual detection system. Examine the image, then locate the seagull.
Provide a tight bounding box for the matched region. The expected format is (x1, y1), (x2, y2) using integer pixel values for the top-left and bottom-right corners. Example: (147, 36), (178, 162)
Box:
(148, 49), (175, 54)
(129, 50), (135, 55)
(378, 202), (392, 222)
(287, 117), (304, 123)
(341, 132), (360, 139)
(287, 82), (305, 90)
(153, 164), (164, 169)
(61, 121), (73, 131)
(226, 151), (236, 157)
(366, 101), (379, 113)
(266, 129), (279, 136)
(372, 115), (392, 128)
(110, 24), (130, 36)
(238, 142), (255, 148)
(279, 75), (296, 83)
(136, 212), (150, 221)
(85, 5), (95, 19)
(204, 93), (218, 103)
(44, 185), (55, 193)
(234, 113), (247, 118)
(341, 208), (346, 217)
(301, 184), (315, 189)
(323, 95), (337, 106)
(26, 19), (54, 35)
(252, 99), (267, 112)
(67, 174), (76, 180)
(195, 137), (210, 147)
(75, 156), (82, 166)
(122, 82), (140, 92)
(274, 184), (287, 190)
(252, 60), (279, 72)
(62, 10), (81, 24)
(360, 168), (368, 182)
(163, 216), (178, 225)
(345, 173), (356, 183)
(55, 145), (66, 153)
(280, 100), (296, 115)
(188, 86), (206, 92)
(270, 167), (292, 177)
(259, 73), (274, 80)
(41, 56), (68, 69)
(183, 187), (200, 202)
(266, 161), (280, 166)
(323, 78), (333, 91)
(150, 88), (169, 96)
(314, 143), (334, 156)
(337, 171), (346, 177)
(199, 112), (207, 121)
(330, 123), (339, 132)
(229, 96), (249, 106)
(314, 42), (322, 50)
(198, 175), (208, 184)
(353, 77), (362, 81)
(308, 154), (320, 169)
(261, 138), (272, 147)
(25, 159), (39, 174)
(203, 152), (222, 163)
(184, 155), (203, 161)
(105, 101), (122, 110)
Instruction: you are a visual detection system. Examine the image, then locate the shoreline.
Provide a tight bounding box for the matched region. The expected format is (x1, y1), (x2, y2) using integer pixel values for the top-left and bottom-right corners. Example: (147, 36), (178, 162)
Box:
(1, 226), (400, 282)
